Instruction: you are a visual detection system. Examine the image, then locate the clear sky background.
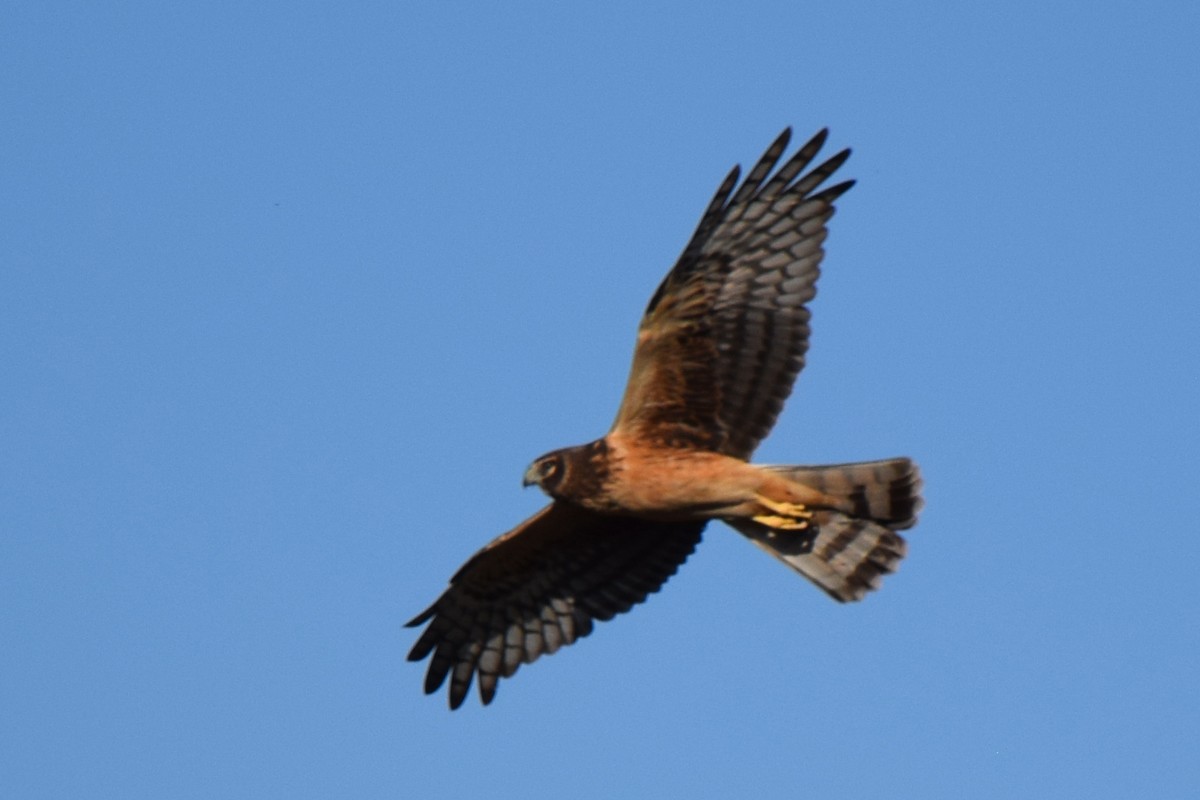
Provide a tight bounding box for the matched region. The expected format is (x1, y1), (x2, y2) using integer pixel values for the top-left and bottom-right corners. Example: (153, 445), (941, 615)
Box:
(3, 2), (1198, 798)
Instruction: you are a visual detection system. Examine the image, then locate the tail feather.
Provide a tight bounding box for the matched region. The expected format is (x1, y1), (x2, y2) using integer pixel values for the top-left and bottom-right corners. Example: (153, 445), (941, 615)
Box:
(766, 458), (922, 529)
(730, 458), (922, 602)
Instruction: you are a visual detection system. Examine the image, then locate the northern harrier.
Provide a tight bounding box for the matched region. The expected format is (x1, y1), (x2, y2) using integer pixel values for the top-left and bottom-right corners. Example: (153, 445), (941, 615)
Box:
(407, 128), (922, 709)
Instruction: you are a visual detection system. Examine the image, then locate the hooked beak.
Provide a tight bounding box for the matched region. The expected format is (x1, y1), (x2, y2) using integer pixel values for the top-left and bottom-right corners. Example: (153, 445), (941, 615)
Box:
(522, 464), (539, 488)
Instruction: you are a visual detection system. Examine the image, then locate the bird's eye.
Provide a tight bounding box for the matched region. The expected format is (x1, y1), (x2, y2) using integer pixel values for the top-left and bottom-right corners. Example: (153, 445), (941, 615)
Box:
(541, 458), (559, 477)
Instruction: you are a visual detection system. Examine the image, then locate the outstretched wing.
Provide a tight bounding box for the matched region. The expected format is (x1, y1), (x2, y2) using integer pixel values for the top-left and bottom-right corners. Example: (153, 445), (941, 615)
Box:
(612, 128), (854, 458)
(406, 502), (704, 709)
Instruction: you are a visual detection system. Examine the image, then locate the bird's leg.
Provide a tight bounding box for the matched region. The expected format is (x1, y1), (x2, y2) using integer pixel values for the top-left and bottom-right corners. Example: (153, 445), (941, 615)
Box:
(751, 494), (813, 530)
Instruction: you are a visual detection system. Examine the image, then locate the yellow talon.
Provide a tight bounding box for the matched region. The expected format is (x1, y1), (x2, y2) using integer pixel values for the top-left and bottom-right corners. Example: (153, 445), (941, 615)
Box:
(752, 514), (811, 530)
(754, 495), (813, 520)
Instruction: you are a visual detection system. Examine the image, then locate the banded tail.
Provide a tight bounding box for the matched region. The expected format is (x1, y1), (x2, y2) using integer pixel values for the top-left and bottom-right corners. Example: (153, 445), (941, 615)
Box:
(729, 458), (922, 602)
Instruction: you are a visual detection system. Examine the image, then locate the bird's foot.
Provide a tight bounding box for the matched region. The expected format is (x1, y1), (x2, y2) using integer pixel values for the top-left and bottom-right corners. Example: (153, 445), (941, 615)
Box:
(752, 495), (813, 530)
(751, 514), (811, 530)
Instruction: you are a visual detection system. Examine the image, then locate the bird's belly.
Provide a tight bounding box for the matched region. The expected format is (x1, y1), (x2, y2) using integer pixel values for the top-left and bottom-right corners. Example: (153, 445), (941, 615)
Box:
(602, 452), (762, 520)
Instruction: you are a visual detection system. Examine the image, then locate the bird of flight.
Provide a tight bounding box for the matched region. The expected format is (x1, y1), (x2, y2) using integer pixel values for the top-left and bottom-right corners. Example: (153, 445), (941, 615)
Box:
(407, 128), (923, 709)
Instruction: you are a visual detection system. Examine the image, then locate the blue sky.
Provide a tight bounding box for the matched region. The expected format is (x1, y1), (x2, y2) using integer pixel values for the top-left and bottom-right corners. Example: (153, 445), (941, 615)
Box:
(3, 2), (1198, 797)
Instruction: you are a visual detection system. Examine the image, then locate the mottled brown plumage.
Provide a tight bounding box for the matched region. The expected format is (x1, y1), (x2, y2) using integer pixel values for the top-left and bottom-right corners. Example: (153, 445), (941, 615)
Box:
(407, 128), (923, 709)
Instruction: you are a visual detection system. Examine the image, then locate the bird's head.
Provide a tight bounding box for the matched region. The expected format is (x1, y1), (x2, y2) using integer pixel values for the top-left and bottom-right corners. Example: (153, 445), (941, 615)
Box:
(522, 451), (567, 495)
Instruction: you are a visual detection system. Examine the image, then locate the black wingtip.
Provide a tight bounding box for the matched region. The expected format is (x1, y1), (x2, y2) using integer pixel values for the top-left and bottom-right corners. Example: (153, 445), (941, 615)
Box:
(819, 147), (852, 176)
(814, 178), (856, 203)
(805, 127), (830, 152)
(405, 606), (435, 628)
(770, 126), (793, 153)
(448, 682), (469, 710)
(718, 164), (741, 195)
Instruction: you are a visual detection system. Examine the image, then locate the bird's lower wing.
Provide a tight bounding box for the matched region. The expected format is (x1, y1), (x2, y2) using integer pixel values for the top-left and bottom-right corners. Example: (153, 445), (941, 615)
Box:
(407, 502), (704, 709)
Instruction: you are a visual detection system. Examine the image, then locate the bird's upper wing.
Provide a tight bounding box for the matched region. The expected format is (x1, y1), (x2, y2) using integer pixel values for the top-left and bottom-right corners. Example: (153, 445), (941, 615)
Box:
(406, 501), (704, 709)
(611, 128), (854, 459)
